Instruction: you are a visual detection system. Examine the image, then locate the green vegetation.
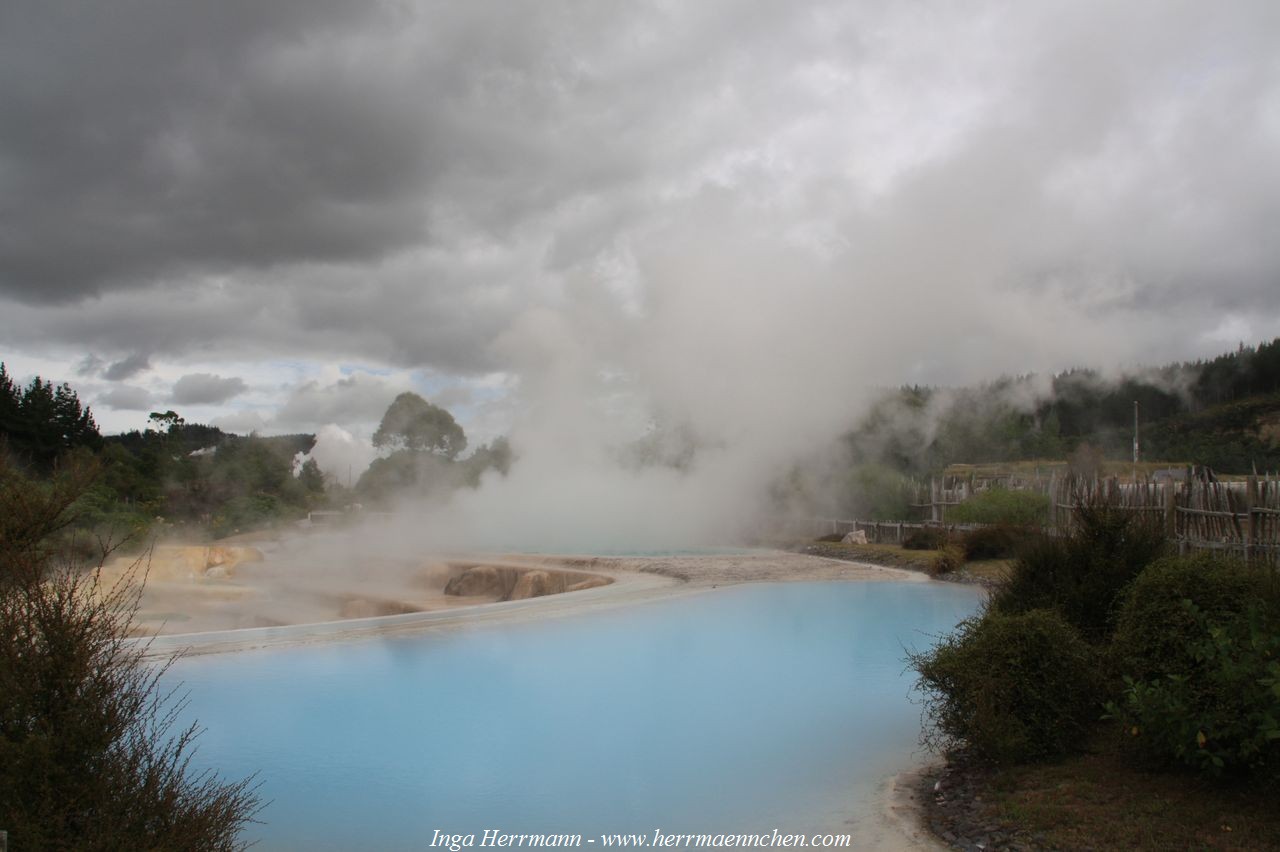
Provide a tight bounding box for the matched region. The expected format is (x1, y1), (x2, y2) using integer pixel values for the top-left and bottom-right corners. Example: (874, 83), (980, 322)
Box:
(928, 543), (965, 576)
(902, 526), (949, 550)
(0, 458), (261, 849)
(909, 609), (1104, 762)
(958, 524), (1035, 560)
(843, 337), (1280, 480)
(1107, 556), (1280, 776)
(988, 505), (1168, 641)
(1, 366), (513, 540)
(355, 392), (511, 505)
(948, 487), (1050, 526)
(910, 502), (1280, 851)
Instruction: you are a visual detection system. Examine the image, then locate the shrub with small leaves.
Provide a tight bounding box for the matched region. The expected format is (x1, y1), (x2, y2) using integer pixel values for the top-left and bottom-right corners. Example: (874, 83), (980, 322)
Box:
(909, 609), (1105, 763)
(929, 544), (965, 576)
(903, 526), (950, 550)
(1107, 556), (1280, 779)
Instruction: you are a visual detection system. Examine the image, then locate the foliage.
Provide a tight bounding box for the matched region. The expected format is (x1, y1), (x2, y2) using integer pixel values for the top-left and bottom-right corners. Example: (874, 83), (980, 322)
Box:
(909, 609), (1104, 763)
(0, 362), (101, 470)
(1110, 554), (1269, 683)
(1107, 599), (1280, 778)
(902, 526), (949, 550)
(0, 459), (261, 848)
(928, 543), (965, 576)
(839, 463), (916, 521)
(841, 337), (1280, 477)
(949, 487), (1049, 526)
(1106, 556), (1280, 778)
(960, 524), (1036, 560)
(372, 392), (467, 459)
(990, 503), (1167, 641)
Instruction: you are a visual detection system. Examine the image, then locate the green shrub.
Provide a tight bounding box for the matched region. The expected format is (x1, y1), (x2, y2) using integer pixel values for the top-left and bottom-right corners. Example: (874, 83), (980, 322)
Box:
(960, 524), (1036, 560)
(211, 493), (286, 538)
(909, 609), (1104, 763)
(929, 544), (965, 576)
(949, 487), (1049, 526)
(1107, 556), (1280, 778)
(1111, 554), (1268, 682)
(991, 504), (1167, 641)
(903, 526), (949, 550)
(839, 463), (916, 521)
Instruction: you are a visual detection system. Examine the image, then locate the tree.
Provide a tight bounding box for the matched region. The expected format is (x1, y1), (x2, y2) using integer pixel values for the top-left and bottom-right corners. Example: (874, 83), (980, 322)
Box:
(372, 392), (467, 459)
(148, 410), (185, 434)
(0, 364), (101, 470)
(0, 456), (262, 848)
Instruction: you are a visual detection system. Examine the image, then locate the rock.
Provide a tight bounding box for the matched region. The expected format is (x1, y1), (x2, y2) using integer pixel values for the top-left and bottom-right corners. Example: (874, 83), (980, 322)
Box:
(444, 566), (519, 598)
(511, 570), (556, 599)
(445, 565), (612, 601)
(841, 530), (868, 544)
(566, 576), (611, 592)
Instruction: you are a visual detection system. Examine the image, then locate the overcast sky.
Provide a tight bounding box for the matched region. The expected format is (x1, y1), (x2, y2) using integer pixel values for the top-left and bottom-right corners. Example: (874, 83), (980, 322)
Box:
(2, 0), (1279, 448)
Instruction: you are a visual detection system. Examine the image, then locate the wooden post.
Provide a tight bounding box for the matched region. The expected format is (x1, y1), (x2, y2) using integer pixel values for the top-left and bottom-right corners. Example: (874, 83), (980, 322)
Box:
(1245, 475), (1257, 562)
(1164, 484), (1176, 541)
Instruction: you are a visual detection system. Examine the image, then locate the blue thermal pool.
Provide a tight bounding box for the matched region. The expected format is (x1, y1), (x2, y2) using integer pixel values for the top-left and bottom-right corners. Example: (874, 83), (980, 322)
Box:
(164, 581), (982, 850)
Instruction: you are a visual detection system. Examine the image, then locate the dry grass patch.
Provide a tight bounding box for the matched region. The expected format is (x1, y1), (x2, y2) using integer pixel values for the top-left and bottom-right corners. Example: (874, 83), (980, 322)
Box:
(982, 741), (1280, 850)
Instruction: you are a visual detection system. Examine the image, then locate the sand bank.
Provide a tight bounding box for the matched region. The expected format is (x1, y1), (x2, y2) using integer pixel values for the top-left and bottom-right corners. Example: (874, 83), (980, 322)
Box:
(131, 546), (923, 657)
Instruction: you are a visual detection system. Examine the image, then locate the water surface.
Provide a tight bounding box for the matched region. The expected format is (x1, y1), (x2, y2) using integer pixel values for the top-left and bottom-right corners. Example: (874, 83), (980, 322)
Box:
(167, 581), (981, 849)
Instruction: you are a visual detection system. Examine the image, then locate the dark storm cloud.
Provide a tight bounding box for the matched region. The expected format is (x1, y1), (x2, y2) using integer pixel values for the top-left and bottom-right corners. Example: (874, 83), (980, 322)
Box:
(0, 0), (1278, 388)
(102, 353), (151, 381)
(1, 0), (447, 302)
(171, 373), (247, 405)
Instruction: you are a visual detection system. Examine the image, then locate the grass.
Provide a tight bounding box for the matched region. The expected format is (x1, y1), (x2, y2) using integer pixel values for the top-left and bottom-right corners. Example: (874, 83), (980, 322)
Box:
(802, 540), (1013, 586)
(976, 733), (1280, 850)
(960, 558), (1013, 584)
(806, 541), (941, 572)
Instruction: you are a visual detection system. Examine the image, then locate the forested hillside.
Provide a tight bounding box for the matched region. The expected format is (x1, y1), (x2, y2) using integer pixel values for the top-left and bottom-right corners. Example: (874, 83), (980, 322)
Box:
(845, 338), (1280, 476)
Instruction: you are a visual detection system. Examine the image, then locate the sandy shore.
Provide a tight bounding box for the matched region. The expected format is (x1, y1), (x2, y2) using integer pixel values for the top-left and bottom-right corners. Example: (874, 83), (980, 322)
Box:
(131, 545), (927, 656)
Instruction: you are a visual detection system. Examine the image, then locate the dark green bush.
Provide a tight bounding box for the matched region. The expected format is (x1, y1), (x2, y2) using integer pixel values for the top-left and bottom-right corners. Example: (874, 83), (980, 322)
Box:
(960, 524), (1036, 560)
(949, 487), (1049, 526)
(991, 504), (1167, 641)
(929, 544), (965, 576)
(1107, 555), (1280, 778)
(1111, 554), (1269, 682)
(909, 609), (1104, 763)
(903, 526), (949, 550)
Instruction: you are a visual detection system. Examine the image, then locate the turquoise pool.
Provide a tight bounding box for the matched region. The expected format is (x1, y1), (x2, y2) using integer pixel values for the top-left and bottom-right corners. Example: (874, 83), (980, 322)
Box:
(165, 581), (981, 849)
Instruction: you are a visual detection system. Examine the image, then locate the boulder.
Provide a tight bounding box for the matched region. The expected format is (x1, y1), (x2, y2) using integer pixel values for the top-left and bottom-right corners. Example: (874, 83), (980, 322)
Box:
(842, 530), (868, 544)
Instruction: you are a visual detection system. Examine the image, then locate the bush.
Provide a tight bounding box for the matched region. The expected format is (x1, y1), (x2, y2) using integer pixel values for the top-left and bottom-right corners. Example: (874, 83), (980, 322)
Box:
(949, 487), (1049, 526)
(1111, 554), (1269, 682)
(929, 544), (965, 576)
(0, 457), (261, 848)
(903, 526), (950, 550)
(959, 524), (1036, 560)
(909, 609), (1104, 763)
(991, 504), (1167, 641)
(1106, 555), (1280, 778)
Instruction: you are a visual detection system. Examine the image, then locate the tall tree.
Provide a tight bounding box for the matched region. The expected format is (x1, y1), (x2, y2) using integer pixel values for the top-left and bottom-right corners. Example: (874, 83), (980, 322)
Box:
(372, 392), (467, 459)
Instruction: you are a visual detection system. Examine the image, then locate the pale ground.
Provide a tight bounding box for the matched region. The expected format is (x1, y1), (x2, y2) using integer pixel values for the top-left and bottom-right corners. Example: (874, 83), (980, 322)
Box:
(114, 535), (945, 851)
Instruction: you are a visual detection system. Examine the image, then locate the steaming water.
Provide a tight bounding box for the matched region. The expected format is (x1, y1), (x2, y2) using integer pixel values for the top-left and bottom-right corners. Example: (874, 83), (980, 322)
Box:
(166, 582), (980, 849)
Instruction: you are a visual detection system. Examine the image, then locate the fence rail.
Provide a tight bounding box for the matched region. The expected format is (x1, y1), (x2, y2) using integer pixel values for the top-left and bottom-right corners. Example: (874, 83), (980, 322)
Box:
(796, 472), (1280, 565)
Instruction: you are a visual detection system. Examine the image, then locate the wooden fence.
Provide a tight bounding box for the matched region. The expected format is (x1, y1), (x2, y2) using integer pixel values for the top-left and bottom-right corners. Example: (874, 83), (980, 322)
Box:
(800, 473), (1280, 564)
(1050, 474), (1280, 562)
